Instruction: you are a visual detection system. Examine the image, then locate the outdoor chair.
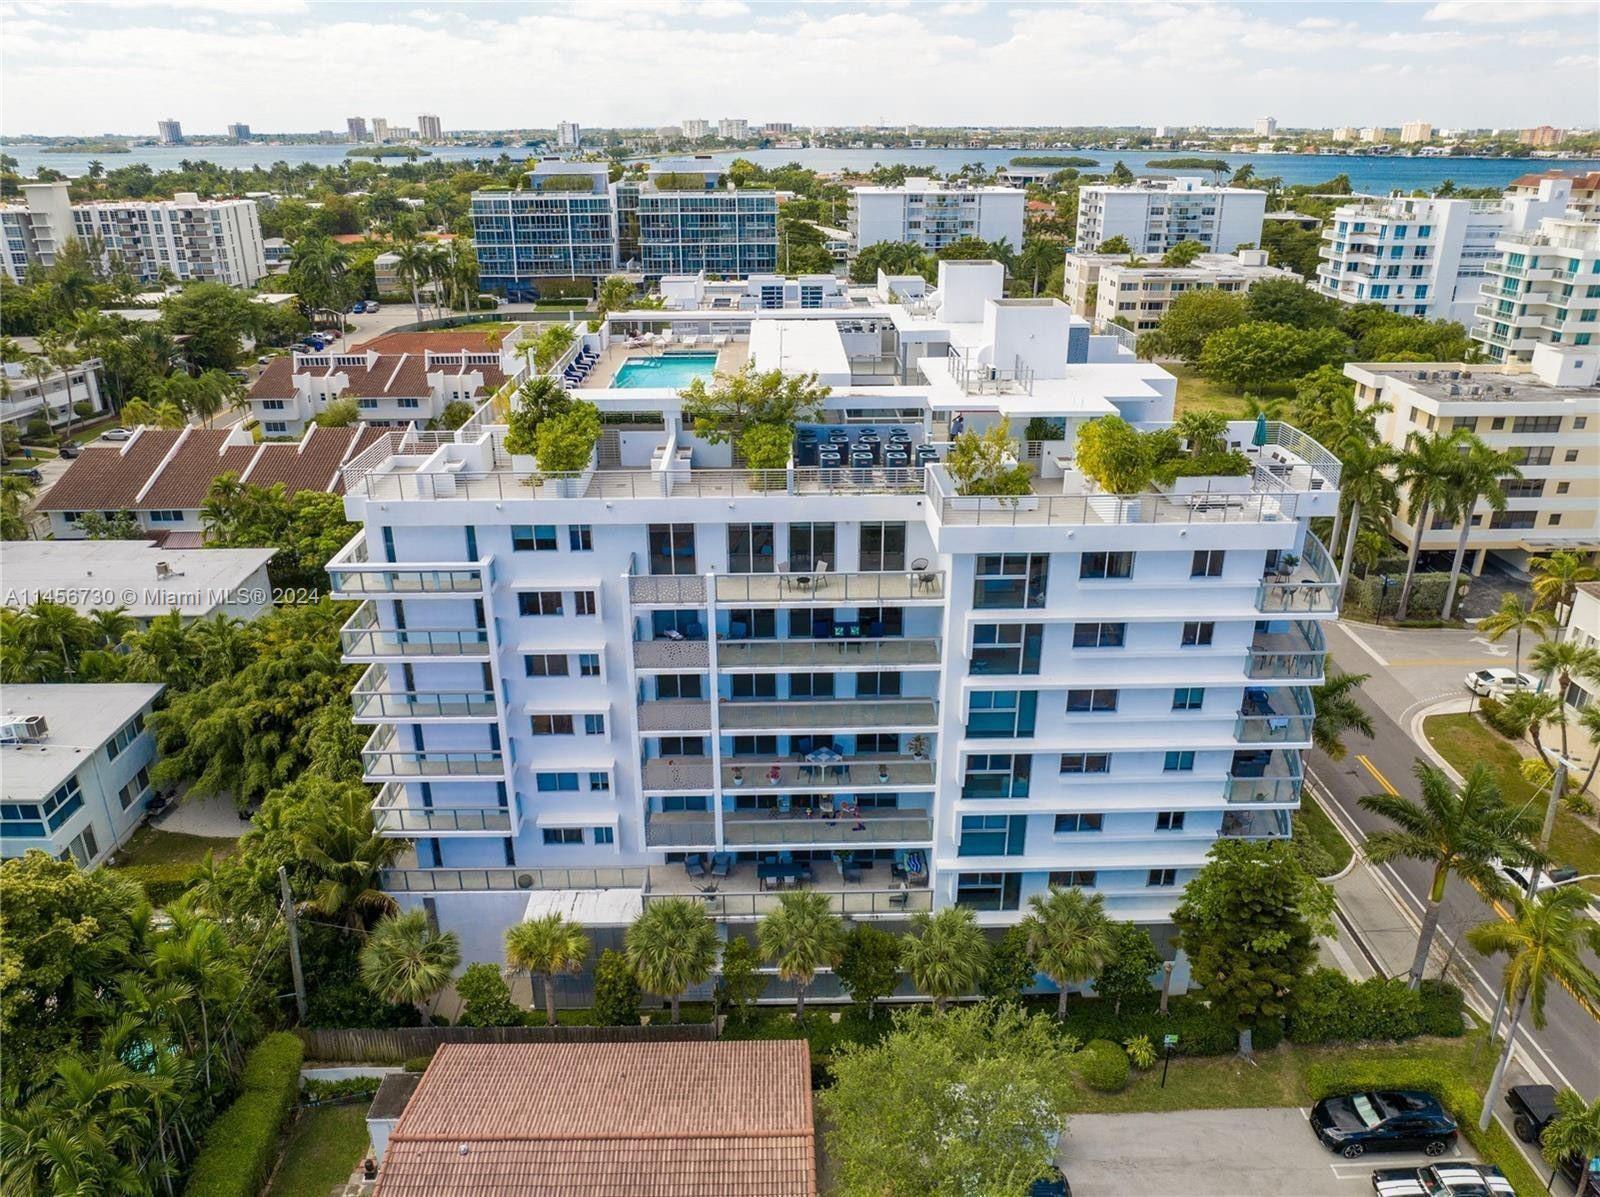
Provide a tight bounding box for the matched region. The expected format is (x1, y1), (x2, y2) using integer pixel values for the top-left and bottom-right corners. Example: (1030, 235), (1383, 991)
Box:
(684, 854), (707, 879)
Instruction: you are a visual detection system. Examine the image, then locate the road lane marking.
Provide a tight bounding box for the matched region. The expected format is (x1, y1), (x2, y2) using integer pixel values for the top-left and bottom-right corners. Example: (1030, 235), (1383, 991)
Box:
(1337, 621), (1390, 667)
(1356, 755), (1400, 796)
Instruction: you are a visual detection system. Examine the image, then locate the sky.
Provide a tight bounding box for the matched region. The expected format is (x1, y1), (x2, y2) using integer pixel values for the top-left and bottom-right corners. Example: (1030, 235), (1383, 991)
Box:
(2, 0), (1597, 137)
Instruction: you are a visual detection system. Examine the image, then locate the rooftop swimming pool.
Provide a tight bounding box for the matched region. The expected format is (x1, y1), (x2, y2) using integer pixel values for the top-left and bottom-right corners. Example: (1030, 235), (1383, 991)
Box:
(611, 353), (719, 390)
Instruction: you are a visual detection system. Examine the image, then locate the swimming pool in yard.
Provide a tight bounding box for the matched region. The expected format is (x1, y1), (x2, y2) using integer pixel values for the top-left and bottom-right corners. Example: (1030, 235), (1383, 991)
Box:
(611, 353), (719, 389)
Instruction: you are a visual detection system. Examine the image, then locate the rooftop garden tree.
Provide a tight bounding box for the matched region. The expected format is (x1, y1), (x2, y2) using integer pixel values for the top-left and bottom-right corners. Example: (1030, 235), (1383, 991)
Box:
(946, 425), (1031, 497)
(503, 374), (572, 456)
(532, 398), (600, 475)
(625, 897), (718, 1024)
(680, 361), (828, 450)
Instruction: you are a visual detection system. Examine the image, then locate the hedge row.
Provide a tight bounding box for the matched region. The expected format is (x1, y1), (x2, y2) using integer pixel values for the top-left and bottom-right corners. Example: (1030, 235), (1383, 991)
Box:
(181, 1033), (304, 1197)
(1303, 1058), (1544, 1197)
(1343, 572), (1457, 619)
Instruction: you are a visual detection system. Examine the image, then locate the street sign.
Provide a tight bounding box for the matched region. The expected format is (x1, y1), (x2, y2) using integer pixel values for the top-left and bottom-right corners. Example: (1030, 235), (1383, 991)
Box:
(1163, 1034), (1179, 1048)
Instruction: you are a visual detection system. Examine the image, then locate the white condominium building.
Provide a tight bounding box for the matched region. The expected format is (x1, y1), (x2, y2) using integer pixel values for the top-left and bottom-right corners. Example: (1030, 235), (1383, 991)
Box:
(718, 118), (749, 140)
(1317, 176), (1579, 325)
(418, 114), (443, 142)
(1063, 248), (1300, 332)
(1075, 177), (1267, 255)
(557, 121), (581, 148)
(682, 119), (711, 140)
(0, 354), (104, 431)
(157, 119), (183, 145)
(1474, 216), (1600, 364)
(1399, 121), (1434, 144)
(347, 116), (368, 143)
(1505, 171), (1600, 220)
(848, 179), (1025, 253)
(1347, 347), (1598, 573)
(329, 259), (1342, 988)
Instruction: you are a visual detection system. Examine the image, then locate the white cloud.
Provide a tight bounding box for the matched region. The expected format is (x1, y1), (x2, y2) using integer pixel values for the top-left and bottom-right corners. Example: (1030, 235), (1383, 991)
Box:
(1423, 1), (1589, 23)
(938, 0), (985, 13)
(692, 0), (750, 14)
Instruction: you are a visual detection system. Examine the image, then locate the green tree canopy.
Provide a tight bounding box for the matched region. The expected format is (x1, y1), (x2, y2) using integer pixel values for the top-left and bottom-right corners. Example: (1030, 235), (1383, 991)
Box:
(680, 361), (828, 446)
(1143, 288), (1247, 365)
(1198, 321), (1351, 391)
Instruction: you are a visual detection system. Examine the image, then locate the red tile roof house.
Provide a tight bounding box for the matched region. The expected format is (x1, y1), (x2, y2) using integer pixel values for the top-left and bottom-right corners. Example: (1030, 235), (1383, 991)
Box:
(248, 327), (526, 437)
(35, 424), (384, 540)
(372, 1041), (818, 1197)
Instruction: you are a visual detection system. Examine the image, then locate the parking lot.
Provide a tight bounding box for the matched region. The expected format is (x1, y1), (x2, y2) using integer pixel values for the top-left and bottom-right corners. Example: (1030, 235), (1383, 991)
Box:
(1057, 1107), (1482, 1197)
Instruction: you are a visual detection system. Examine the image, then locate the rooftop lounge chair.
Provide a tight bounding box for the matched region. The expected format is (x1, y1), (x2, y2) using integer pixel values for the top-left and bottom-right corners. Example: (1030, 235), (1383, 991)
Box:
(684, 854), (707, 879)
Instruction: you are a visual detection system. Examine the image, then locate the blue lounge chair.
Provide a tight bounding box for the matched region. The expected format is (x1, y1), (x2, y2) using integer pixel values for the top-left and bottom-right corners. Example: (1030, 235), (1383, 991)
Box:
(711, 852), (733, 878)
(684, 854), (707, 879)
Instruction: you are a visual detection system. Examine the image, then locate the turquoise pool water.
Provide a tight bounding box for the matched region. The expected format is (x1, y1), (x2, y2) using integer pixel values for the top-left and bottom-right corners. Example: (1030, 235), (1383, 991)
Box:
(612, 353), (719, 389)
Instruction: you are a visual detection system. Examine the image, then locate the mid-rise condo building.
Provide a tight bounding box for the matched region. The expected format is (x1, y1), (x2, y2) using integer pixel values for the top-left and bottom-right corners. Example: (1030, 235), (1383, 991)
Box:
(847, 178), (1025, 253)
(418, 114), (443, 142)
(1063, 248), (1300, 331)
(347, 117), (368, 143)
(0, 354), (105, 431)
(682, 119), (711, 140)
(227, 123), (251, 142)
(329, 260), (1342, 990)
(557, 121), (581, 148)
(718, 118), (748, 140)
(1075, 178), (1267, 255)
(157, 119), (183, 145)
(1347, 346), (1598, 574)
(1473, 216), (1600, 364)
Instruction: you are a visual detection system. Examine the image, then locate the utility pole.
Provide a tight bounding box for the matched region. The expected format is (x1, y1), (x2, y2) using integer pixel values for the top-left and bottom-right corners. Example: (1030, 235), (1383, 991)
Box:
(1489, 757), (1566, 1041)
(278, 866), (307, 1022)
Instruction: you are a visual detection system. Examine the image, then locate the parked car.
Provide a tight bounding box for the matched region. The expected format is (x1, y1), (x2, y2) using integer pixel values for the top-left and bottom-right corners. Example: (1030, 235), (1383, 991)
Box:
(363, 299), (379, 312)
(1310, 1091), (1458, 1159)
(100, 428), (134, 441)
(1464, 668), (1537, 697)
(1028, 1166), (1070, 1197)
(226, 369), (249, 381)
(58, 443), (80, 459)
(1505, 1085), (1600, 1192)
(1491, 859), (1585, 897)
(6, 467), (43, 484)
(257, 355), (273, 365)
(1369, 1162), (1512, 1196)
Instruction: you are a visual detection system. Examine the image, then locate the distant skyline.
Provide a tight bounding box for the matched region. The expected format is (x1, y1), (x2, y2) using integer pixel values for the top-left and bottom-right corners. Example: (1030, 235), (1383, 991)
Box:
(2, 0), (1597, 136)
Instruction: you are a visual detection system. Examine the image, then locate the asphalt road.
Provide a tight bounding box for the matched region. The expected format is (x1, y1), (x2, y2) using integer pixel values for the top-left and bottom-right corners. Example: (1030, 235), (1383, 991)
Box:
(1311, 620), (1600, 1103)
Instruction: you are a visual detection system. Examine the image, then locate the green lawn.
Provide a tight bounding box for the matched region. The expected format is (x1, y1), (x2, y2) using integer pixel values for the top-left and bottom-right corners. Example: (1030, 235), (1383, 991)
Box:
(112, 825), (236, 868)
(1167, 364), (1297, 420)
(1295, 790), (1354, 877)
(1424, 713), (1600, 894)
(266, 1105), (369, 1197)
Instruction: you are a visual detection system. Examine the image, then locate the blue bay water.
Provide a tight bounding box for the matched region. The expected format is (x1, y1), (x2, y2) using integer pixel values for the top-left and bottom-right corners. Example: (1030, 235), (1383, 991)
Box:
(5, 142), (1598, 195)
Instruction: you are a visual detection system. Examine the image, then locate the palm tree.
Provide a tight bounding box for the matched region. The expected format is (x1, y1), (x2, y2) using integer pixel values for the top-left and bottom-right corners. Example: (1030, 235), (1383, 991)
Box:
(1310, 669), (1376, 760)
(360, 909), (461, 1019)
(505, 914), (590, 1025)
(1500, 691), (1564, 769)
(1299, 394), (1387, 556)
(1528, 639), (1600, 759)
(1332, 439), (1398, 592)
(624, 897), (718, 1024)
(1478, 594), (1554, 680)
(23, 355), (54, 438)
(40, 333), (84, 440)
(86, 606), (134, 650)
(1393, 429), (1467, 621)
(1538, 1089), (1600, 1190)
(1437, 440), (1522, 621)
(1468, 886), (1600, 1131)
(392, 240), (431, 324)
(1, 472), (36, 541)
(1022, 887), (1111, 1019)
(293, 785), (402, 928)
(1529, 551), (1600, 630)
(1361, 760), (1539, 989)
(1575, 704), (1600, 798)
(756, 891), (846, 1020)
(900, 907), (989, 1012)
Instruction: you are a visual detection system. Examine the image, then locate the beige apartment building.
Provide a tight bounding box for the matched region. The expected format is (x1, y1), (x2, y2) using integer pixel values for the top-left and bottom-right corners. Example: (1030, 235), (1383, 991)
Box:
(1062, 248), (1299, 331)
(1345, 345), (1599, 575)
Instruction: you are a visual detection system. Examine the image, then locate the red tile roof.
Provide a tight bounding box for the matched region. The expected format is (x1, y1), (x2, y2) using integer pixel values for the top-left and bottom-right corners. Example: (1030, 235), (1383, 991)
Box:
(140, 430), (256, 509)
(244, 425), (371, 494)
(1508, 169), (1600, 191)
(36, 429), (183, 512)
(248, 356), (297, 400)
(375, 1041), (816, 1197)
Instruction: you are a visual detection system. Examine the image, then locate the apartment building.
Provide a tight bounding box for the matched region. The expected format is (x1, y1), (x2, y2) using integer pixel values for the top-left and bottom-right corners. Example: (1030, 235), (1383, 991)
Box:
(1063, 248), (1299, 331)
(331, 260), (1341, 985)
(1, 181), (77, 277)
(622, 163), (777, 277)
(1505, 171), (1600, 220)
(1346, 346), (1599, 574)
(1473, 217), (1600, 364)
(418, 114), (443, 142)
(718, 118), (749, 140)
(655, 271), (847, 311)
(682, 119), (711, 140)
(1, 355), (106, 431)
(157, 119), (183, 145)
(1074, 177), (1266, 255)
(1563, 583), (1599, 710)
(372, 118), (392, 144)
(1399, 121), (1434, 144)
(1254, 117), (1277, 138)
(1, 685), (166, 869)
(557, 121), (581, 148)
(1316, 177), (1576, 324)
(848, 178), (1025, 253)
(347, 117), (368, 143)
(227, 123), (251, 142)
(473, 161), (616, 299)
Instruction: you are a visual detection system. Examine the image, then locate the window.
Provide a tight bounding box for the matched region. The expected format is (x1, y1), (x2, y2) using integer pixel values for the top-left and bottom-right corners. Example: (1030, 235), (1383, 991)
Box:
(1072, 622), (1126, 648)
(593, 826), (615, 845)
(531, 714), (574, 735)
(971, 624), (1043, 674)
(656, 674), (704, 699)
(730, 674), (777, 700)
(64, 825), (100, 868)
(524, 653), (569, 677)
(856, 671), (901, 697)
(1080, 551), (1134, 580)
(1503, 479), (1545, 500)
(148, 510), (183, 523)
(1066, 689), (1118, 713)
(578, 652), (601, 677)
(536, 772), (579, 792)
(574, 591), (597, 616)
(1164, 750), (1196, 772)
(1156, 811), (1186, 831)
(589, 772), (610, 791)
(1054, 813), (1104, 834)
(962, 753), (1031, 799)
(727, 523), (775, 573)
(1512, 415), (1561, 434)
(1557, 482), (1571, 495)
(1489, 511), (1536, 530)
(583, 713), (606, 735)
(117, 765), (152, 811)
(1147, 868), (1178, 887)
(569, 525), (593, 551)
(1512, 446), (1554, 466)
(106, 714), (145, 761)
(859, 522), (907, 571)
(648, 524), (697, 575)
(1181, 621), (1215, 647)
(788, 522), (835, 571)
(955, 872), (1021, 911)
(959, 814), (1027, 856)
(1564, 449), (1579, 464)
(1190, 550), (1225, 578)
(512, 524), (558, 552)
(966, 690), (1038, 738)
(657, 736), (705, 756)
(973, 554), (1049, 609)
(1048, 870), (1097, 889)
(542, 827), (583, 845)
(789, 673), (836, 698)
(1172, 687), (1205, 711)
(518, 591), (563, 616)
(1060, 752), (1111, 774)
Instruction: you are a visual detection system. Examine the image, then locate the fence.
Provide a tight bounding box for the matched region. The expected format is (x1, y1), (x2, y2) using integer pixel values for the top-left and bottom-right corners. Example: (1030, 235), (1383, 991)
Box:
(298, 1022), (718, 1062)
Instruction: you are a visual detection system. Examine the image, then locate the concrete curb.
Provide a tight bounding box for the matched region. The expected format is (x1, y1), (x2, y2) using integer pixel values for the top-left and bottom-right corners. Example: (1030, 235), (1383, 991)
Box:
(1407, 697), (1475, 784)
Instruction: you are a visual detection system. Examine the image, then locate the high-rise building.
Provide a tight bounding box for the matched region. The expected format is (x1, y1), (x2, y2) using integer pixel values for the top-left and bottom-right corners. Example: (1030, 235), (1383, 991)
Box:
(849, 178), (1025, 253)
(1075, 177), (1267, 255)
(682, 119), (711, 140)
(1332, 126), (1360, 142)
(1254, 116), (1277, 138)
(1399, 120), (1433, 144)
(1473, 180), (1600, 363)
(718, 118), (749, 140)
(1360, 127), (1388, 143)
(0, 182), (267, 287)
(763, 122), (793, 135)
(1521, 126), (1568, 147)
(326, 259), (1341, 982)
(347, 116), (368, 143)
(557, 121), (581, 148)
(418, 114), (443, 142)
(372, 118), (391, 143)
(157, 119), (183, 145)
(226, 123), (251, 143)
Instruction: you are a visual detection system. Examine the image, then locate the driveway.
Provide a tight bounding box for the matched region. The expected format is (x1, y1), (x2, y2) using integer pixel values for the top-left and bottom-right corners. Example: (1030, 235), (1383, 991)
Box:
(1059, 1107), (1481, 1197)
(1328, 621), (1518, 729)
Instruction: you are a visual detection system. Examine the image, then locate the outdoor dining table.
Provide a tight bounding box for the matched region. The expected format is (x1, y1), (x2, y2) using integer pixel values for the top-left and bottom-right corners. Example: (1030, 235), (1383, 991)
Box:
(758, 860), (813, 888)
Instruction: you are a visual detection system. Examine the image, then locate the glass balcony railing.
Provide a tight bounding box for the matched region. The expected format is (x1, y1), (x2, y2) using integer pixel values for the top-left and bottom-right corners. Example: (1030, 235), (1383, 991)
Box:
(713, 570), (946, 604)
(362, 727), (505, 778)
(717, 638), (943, 669)
(351, 664), (498, 721)
(1246, 620), (1327, 679)
(380, 866), (651, 892)
(371, 784), (515, 834)
(1257, 533), (1340, 614)
(718, 698), (939, 732)
(1220, 809), (1292, 839)
(340, 601), (491, 658)
(1235, 687), (1316, 745)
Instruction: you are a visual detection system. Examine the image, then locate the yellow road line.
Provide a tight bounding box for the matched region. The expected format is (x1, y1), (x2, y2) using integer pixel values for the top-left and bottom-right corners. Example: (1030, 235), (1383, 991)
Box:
(1357, 755), (1399, 796)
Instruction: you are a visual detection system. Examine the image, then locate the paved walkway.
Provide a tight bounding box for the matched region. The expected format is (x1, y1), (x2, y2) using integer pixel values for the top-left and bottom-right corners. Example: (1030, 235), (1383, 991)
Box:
(152, 788), (250, 838)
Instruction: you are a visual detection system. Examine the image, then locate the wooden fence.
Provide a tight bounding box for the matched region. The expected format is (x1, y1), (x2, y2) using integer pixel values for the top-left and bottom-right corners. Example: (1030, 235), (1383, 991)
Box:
(299, 1022), (719, 1063)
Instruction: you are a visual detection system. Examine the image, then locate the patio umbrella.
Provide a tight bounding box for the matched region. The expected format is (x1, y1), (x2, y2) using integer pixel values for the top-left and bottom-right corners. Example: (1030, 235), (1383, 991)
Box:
(1252, 412), (1269, 447)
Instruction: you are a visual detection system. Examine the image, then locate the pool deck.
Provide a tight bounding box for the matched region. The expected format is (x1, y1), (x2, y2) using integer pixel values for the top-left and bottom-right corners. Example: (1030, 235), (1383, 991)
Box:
(582, 340), (749, 390)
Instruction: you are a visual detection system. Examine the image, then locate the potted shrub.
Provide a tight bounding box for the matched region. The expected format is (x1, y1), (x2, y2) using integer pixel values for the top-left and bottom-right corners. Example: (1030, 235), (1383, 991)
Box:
(906, 734), (930, 761)
(533, 400), (601, 497)
(504, 375), (572, 474)
(946, 426), (1032, 499)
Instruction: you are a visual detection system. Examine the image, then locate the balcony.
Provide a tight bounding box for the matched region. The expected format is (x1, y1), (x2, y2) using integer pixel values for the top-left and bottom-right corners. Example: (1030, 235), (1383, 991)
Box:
(633, 639), (710, 670)
(380, 866), (650, 893)
(1235, 687), (1315, 745)
(717, 638), (942, 670)
(1220, 809), (1292, 839)
(326, 539), (485, 597)
(643, 807), (935, 849)
(1226, 748), (1304, 804)
(361, 726), (506, 779)
(644, 859), (932, 918)
(340, 602), (491, 659)
(1256, 533), (1340, 615)
(1246, 621), (1326, 680)
(371, 783), (514, 835)
(629, 575), (707, 606)
(351, 664), (498, 721)
(722, 754), (935, 791)
(637, 700), (714, 733)
(718, 698), (938, 732)
(714, 570), (945, 605)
